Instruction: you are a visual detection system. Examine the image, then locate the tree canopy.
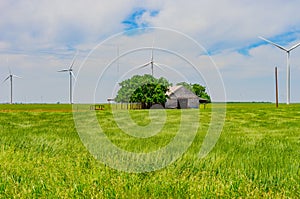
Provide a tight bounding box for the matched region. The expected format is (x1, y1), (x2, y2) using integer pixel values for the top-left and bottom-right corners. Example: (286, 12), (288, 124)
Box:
(115, 76), (211, 109)
(176, 82), (211, 102)
(115, 74), (171, 109)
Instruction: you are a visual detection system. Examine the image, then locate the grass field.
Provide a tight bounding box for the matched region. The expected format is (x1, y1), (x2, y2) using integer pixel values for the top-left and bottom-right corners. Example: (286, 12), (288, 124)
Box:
(0, 103), (299, 198)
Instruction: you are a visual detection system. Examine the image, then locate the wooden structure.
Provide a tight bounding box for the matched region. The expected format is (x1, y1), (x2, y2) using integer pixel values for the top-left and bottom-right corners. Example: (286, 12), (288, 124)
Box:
(165, 85), (208, 109)
(90, 104), (105, 110)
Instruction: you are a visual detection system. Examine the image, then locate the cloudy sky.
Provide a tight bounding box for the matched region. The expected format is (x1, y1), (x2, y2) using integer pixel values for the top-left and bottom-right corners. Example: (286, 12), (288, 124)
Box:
(1, 0), (300, 103)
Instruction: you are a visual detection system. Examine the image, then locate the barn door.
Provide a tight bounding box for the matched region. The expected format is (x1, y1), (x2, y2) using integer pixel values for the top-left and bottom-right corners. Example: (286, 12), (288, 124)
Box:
(177, 98), (188, 109)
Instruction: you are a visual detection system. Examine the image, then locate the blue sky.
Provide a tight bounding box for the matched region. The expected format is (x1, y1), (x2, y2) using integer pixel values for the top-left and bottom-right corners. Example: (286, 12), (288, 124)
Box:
(122, 8), (159, 31)
(237, 31), (300, 56)
(1, 1), (300, 103)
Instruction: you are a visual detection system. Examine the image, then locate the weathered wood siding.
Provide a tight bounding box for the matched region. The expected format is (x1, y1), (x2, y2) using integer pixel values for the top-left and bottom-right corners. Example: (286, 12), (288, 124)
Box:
(165, 86), (200, 109)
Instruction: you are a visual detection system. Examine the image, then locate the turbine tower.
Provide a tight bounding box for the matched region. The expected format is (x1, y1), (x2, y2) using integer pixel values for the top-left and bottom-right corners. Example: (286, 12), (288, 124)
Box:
(3, 68), (21, 104)
(139, 47), (154, 76)
(58, 52), (77, 104)
(259, 36), (300, 105)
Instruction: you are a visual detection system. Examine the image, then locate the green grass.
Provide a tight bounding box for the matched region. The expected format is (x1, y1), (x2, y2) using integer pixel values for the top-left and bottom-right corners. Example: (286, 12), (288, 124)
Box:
(0, 103), (299, 198)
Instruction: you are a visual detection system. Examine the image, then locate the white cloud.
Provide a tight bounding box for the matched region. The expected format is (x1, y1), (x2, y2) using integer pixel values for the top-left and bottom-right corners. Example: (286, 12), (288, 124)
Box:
(148, 1), (300, 49)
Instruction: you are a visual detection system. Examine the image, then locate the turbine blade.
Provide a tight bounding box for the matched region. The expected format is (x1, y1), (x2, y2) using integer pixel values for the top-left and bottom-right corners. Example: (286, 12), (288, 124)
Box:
(137, 62), (151, 69)
(58, 69), (69, 72)
(289, 42), (300, 51)
(151, 39), (154, 62)
(13, 75), (22, 78)
(69, 59), (75, 70)
(69, 51), (78, 69)
(70, 71), (76, 80)
(3, 76), (10, 83)
(153, 62), (166, 72)
(8, 66), (12, 75)
(151, 48), (153, 62)
(259, 36), (287, 51)
(157, 62), (175, 71)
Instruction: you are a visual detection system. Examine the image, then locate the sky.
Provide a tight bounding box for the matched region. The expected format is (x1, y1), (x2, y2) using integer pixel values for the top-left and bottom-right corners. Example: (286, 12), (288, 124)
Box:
(1, 0), (300, 103)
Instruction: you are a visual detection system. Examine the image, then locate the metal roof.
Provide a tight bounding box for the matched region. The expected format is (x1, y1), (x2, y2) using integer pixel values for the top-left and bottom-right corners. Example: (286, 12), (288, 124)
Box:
(166, 85), (209, 102)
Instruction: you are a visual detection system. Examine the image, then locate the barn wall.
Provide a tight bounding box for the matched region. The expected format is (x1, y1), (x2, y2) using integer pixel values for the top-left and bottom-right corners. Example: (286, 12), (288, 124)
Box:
(188, 98), (199, 108)
(165, 98), (177, 109)
(166, 98), (199, 109)
(165, 86), (200, 109)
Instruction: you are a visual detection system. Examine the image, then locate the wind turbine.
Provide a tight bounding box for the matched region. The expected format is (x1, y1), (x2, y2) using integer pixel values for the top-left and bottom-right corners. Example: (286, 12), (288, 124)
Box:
(259, 36), (300, 104)
(58, 52), (77, 104)
(3, 68), (21, 104)
(138, 44), (165, 76)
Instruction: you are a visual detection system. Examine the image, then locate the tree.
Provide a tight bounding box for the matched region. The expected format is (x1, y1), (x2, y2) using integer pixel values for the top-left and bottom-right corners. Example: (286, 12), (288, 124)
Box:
(176, 82), (211, 102)
(192, 83), (211, 102)
(130, 83), (169, 109)
(176, 82), (193, 92)
(115, 74), (171, 109)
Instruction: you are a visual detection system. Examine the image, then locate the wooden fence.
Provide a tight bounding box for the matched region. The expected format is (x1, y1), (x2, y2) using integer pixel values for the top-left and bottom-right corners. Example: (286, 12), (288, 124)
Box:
(90, 103), (142, 110)
(110, 103), (142, 110)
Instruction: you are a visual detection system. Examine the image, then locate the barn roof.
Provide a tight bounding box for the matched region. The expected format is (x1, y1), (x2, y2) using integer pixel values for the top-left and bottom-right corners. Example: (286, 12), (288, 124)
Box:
(166, 85), (209, 102)
(167, 85), (199, 99)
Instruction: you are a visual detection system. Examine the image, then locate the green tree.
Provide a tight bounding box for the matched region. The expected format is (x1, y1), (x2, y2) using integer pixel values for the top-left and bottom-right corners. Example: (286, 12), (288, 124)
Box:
(192, 83), (211, 102)
(176, 82), (193, 92)
(115, 74), (171, 109)
(130, 83), (169, 109)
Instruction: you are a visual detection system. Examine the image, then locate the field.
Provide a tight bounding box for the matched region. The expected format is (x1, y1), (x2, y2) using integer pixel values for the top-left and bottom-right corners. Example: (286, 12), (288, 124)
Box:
(0, 103), (299, 198)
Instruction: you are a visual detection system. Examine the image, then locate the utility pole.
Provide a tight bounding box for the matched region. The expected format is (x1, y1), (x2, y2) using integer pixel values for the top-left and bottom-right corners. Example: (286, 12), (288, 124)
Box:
(275, 67), (278, 108)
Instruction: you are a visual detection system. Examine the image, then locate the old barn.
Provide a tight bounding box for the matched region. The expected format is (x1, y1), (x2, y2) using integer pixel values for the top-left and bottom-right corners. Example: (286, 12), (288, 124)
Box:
(165, 85), (207, 109)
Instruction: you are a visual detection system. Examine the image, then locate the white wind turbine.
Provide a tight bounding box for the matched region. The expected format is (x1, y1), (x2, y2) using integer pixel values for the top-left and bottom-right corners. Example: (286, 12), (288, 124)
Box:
(259, 36), (300, 104)
(58, 52), (77, 104)
(137, 44), (165, 76)
(3, 68), (21, 104)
